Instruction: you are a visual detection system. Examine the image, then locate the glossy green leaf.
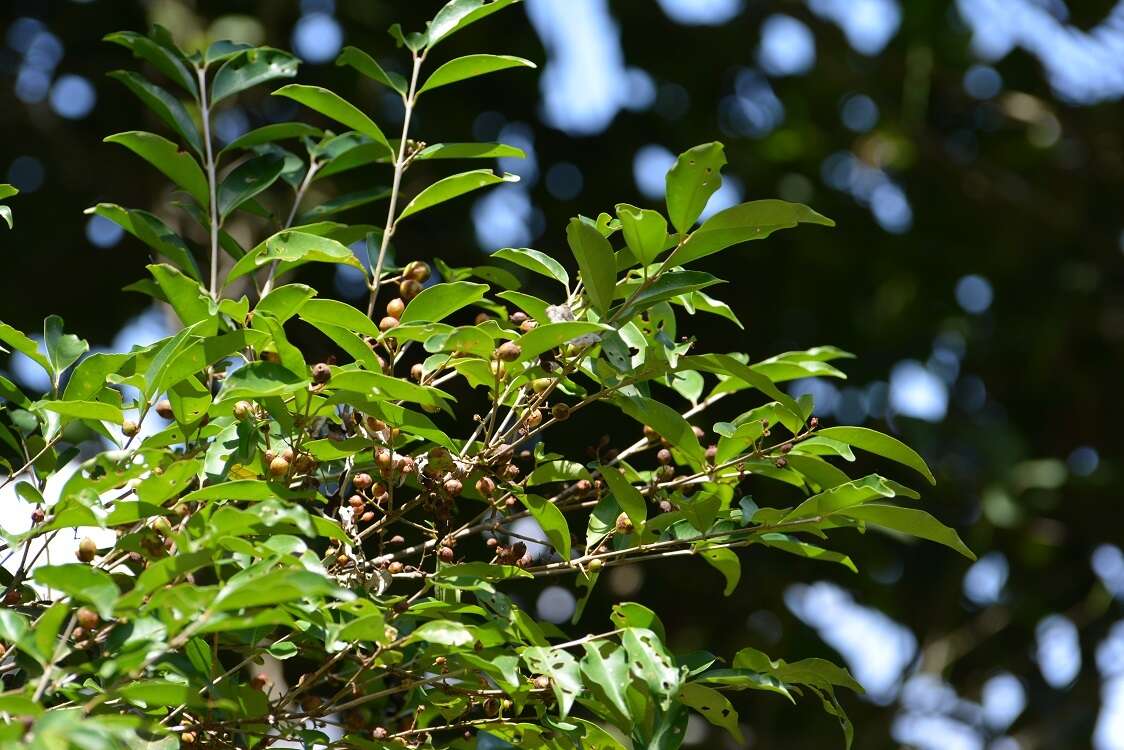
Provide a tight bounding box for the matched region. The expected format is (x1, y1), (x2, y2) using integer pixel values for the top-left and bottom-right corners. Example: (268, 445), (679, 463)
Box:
(493, 246), (569, 286)
(695, 545), (741, 594)
(335, 46), (407, 94)
(522, 645), (582, 717)
(843, 504), (975, 559)
(400, 281), (488, 324)
(415, 142), (525, 160)
(623, 627), (685, 710)
(670, 199), (835, 266)
(212, 47), (299, 104)
(616, 203), (668, 265)
(214, 568), (351, 611)
(220, 122), (322, 155)
(580, 642), (634, 728)
(107, 71), (203, 155)
(0, 321), (50, 373)
(419, 54), (536, 94)
(679, 683), (744, 744)
(300, 298), (382, 338)
(523, 494), (571, 560)
(297, 186), (390, 223)
(613, 394), (706, 466)
(758, 533), (858, 572)
(217, 153), (286, 220)
(33, 564), (120, 619)
(217, 361), (309, 401)
(816, 426), (935, 484)
(665, 142), (726, 233)
(104, 30), (197, 98)
(85, 204), (202, 281)
(398, 170), (519, 220)
(272, 84), (391, 155)
(105, 131), (209, 207)
(409, 620), (474, 646)
(425, 0), (525, 48)
(43, 315), (88, 384)
(566, 217), (616, 315)
(782, 474), (915, 522)
(148, 264), (216, 333)
(256, 283), (316, 322)
(512, 321), (607, 362)
(37, 400), (124, 425)
(598, 464), (646, 529)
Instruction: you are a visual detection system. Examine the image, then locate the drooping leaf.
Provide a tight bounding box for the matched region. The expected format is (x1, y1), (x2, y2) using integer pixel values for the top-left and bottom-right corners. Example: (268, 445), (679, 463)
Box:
(679, 683), (744, 744)
(669, 199), (835, 266)
(522, 494), (572, 560)
(598, 464), (646, 529)
(842, 504), (976, 559)
(782, 474), (915, 522)
(217, 153), (286, 220)
(425, 0), (525, 49)
(522, 645), (583, 717)
(300, 298), (382, 338)
(415, 142), (525, 160)
(493, 246), (569, 287)
(665, 142), (726, 234)
(104, 131), (209, 207)
(335, 45), (407, 94)
(107, 71), (203, 156)
(580, 642), (634, 728)
(33, 564), (120, 619)
(613, 394), (706, 466)
(695, 545), (741, 594)
(43, 315), (89, 385)
(219, 122), (323, 155)
(815, 426), (936, 485)
(272, 84), (392, 156)
(104, 29), (197, 98)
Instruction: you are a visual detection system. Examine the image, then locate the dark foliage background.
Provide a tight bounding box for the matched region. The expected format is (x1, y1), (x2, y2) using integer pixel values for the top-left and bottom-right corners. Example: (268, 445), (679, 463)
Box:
(2, 1), (1121, 747)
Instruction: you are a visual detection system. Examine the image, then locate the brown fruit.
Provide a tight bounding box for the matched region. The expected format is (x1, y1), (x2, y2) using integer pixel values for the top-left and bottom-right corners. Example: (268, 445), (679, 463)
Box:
(533, 675), (551, 690)
(233, 400), (254, 420)
(524, 409), (543, 429)
(494, 341), (522, 362)
(375, 449), (393, 471)
(121, 420), (139, 437)
(269, 456), (290, 477)
(76, 606), (99, 630)
(551, 403), (571, 421)
(410, 363), (425, 382)
(510, 311), (528, 324)
(348, 495), (365, 510)
(657, 448), (672, 465)
(311, 362), (331, 384)
(692, 425), (705, 439)
(388, 535), (405, 546)
(372, 727), (389, 740)
(387, 561), (404, 574)
(77, 537), (97, 562)
(399, 278), (423, 300)
(575, 479), (592, 495)
(614, 512), (635, 535)
(353, 473), (373, 491)
(180, 731), (197, 745)
(379, 316), (400, 332)
(263, 449), (277, 464)
(475, 476), (495, 497)
(251, 673), (271, 691)
(519, 319), (536, 332)
(443, 478), (463, 496)
(404, 260), (431, 282)
(281, 446), (295, 462)
(386, 297), (406, 319)
(705, 444), (718, 462)
(438, 546), (455, 562)
(3, 590), (20, 605)
(154, 399), (174, 420)
(359, 511), (376, 523)
(30, 508), (45, 524)
(642, 425), (659, 442)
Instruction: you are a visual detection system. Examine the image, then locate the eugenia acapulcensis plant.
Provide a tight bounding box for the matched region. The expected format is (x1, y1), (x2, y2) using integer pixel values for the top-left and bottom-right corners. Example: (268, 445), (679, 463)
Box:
(0, 2), (976, 748)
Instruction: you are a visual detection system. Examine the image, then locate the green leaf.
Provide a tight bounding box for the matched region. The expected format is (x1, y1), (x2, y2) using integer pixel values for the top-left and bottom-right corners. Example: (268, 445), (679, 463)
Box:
(419, 54), (536, 94)
(107, 71), (203, 156)
(43, 315), (88, 385)
(300, 298), (382, 338)
(148, 264), (216, 333)
(512, 321), (607, 362)
(256, 283), (316, 322)
(104, 30), (197, 98)
(425, 0), (525, 49)
(409, 620), (474, 646)
(493, 247), (569, 287)
(679, 683), (744, 744)
(670, 199), (834, 266)
(758, 533), (857, 572)
(85, 204), (202, 281)
(117, 681), (204, 709)
(415, 142), (525, 160)
(598, 464), (645, 529)
(523, 494), (571, 560)
(297, 186), (390, 223)
(610, 602), (666, 641)
(614, 271), (722, 319)
(214, 568), (351, 611)
(0, 205), (11, 229)
(400, 282), (488, 324)
(580, 642), (634, 728)
(204, 40), (253, 65)
(613, 394), (706, 466)
(182, 479), (299, 503)
(623, 627), (685, 710)
(104, 131), (209, 207)
(842, 504), (976, 560)
(566, 217), (616, 315)
(33, 564), (120, 619)
(695, 545), (741, 595)
(815, 426), (935, 485)
(272, 84), (391, 156)
(212, 47), (299, 104)
(217, 153), (286, 220)
(616, 203), (668, 265)
(522, 646), (583, 717)
(665, 142), (726, 233)
(0, 321), (50, 373)
(782, 474), (913, 522)
(217, 361), (308, 401)
(37, 400), (124, 425)
(220, 122), (323, 155)
(398, 170), (519, 221)
(335, 46), (407, 94)
(228, 228), (362, 284)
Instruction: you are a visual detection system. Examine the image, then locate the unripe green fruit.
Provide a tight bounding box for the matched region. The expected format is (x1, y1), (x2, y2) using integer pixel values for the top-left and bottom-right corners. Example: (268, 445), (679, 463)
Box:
(269, 456), (290, 477)
(233, 400), (254, 420)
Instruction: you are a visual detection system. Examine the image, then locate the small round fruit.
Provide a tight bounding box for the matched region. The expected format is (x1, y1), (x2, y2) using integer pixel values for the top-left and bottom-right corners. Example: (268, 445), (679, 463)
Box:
(490, 360), (506, 379)
(531, 377), (552, 394)
(269, 456), (290, 477)
(551, 403), (570, 421)
(121, 420), (139, 437)
(376, 449), (393, 471)
(438, 546), (455, 562)
(386, 297), (405, 319)
(533, 675), (551, 690)
(443, 478), (463, 497)
(348, 495), (365, 510)
(614, 512), (634, 535)
(233, 400), (254, 420)
(404, 260), (431, 282)
(524, 409), (543, 428)
(154, 399), (174, 420)
(379, 316), (400, 332)
(77, 537), (97, 563)
(587, 558), (604, 572)
(76, 606), (99, 630)
(387, 561), (404, 574)
(410, 363), (425, 382)
(281, 446), (295, 462)
(30, 508), (45, 524)
(353, 473), (373, 491)
(399, 278), (423, 300)
(657, 448), (672, 465)
(494, 341), (522, 362)
(475, 476), (495, 497)
(251, 673), (271, 691)
(510, 311), (528, 325)
(372, 728), (389, 740)
(519, 320), (536, 332)
(311, 363), (331, 384)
